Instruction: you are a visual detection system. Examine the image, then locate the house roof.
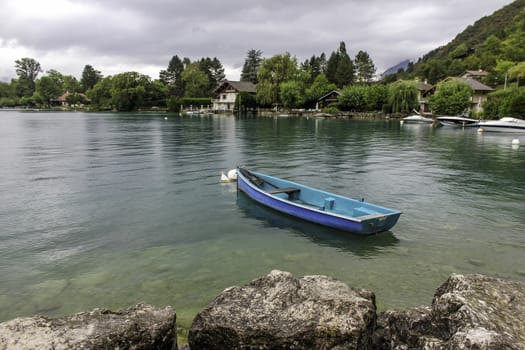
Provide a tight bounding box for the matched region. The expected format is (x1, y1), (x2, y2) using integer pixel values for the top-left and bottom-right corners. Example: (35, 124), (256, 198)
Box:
(417, 81), (433, 92)
(451, 77), (494, 92)
(51, 91), (90, 102)
(462, 70), (489, 77)
(214, 80), (256, 94)
(317, 90), (341, 102)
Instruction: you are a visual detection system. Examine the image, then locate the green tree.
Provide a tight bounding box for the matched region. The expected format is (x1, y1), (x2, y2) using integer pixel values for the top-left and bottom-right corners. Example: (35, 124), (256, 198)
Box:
(199, 57), (225, 94)
(20, 94), (43, 107)
(301, 54), (327, 84)
(181, 63), (209, 98)
(110, 72), (151, 111)
(304, 73), (337, 109)
(413, 60), (447, 85)
(159, 55), (184, 97)
(0, 81), (18, 106)
(279, 80), (304, 109)
(66, 93), (89, 106)
(241, 49), (263, 84)
(63, 75), (81, 93)
(387, 80), (419, 113)
(484, 87), (525, 119)
(87, 76), (113, 110)
(235, 91), (257, 112)
(508, 61), (525, 86)
(325, 51), (339, 86)
(502, 87), (525, 117)
(254, 81), (275, 107)
(81, 65), (102, 92)
(428, 79), (472, 115)
(338, 85), (367, 112)
(326, 42), (354, 87)
(15, 57), (42, 96)
(0, 97), (17, 107)
(354, 50), (376, 84)
(365, 84), (388, 111)
(0, 81), (16, 99)
(492, 59), (516, 87)
(501, 14), (525, 62)
(45, 69), (81, 94)
(36, 76), (62, 106)
(256, 53), (298, 106)
(448, 59), (466, 77)
(143, 80), (167, 108)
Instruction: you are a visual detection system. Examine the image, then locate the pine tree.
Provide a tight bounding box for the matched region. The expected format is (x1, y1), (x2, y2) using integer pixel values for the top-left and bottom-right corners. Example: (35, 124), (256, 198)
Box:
(81, 65), (102, 92)
(241, 49), (263, 84)
(160, 55), (184, 97)
(354, 50), (376, 84)
(326, 42), (354, 87)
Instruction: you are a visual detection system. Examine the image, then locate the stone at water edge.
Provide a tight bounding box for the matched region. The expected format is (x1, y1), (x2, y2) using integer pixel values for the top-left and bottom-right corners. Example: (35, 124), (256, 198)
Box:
(0, 303), (177, 350)
(189, 269), (377, 350)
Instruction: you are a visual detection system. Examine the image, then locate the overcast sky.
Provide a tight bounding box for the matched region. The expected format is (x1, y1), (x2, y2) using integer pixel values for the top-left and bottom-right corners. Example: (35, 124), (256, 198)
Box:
(0, 0), (515, 82)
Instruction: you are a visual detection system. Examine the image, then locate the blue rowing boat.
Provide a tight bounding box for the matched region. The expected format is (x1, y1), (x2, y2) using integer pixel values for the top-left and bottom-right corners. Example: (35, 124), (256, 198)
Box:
(236, 168), (401, 235)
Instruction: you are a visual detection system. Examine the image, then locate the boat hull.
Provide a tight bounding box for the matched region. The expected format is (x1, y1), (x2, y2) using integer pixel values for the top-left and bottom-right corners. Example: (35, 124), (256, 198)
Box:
(437, 116), (479, 127)
(402, 115), (434, 123)
(237, 168), (401, 235)
(478, 118), (525, 133)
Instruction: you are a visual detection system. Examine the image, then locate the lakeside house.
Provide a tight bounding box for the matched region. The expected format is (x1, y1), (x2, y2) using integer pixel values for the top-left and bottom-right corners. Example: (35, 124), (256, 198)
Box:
(461, 69), (489, 82)
(447, 76), (494, 114)
(212, 80), (256, 112)
(316, 90), (341, 110)
(317, 76), (493, 115)
(416, 81), (434, 114)
(211, 73), (493, 115)
(50, 92), (90, 107)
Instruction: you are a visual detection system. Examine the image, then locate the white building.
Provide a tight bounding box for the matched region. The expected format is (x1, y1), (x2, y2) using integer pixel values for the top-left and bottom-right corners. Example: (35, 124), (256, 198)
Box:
(212, 80), (256, 112)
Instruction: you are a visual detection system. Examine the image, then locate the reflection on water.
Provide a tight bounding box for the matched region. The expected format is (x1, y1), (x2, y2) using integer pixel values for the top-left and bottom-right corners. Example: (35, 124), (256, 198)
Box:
(0, 111), (524, 327)
(236, 192), (399, 257)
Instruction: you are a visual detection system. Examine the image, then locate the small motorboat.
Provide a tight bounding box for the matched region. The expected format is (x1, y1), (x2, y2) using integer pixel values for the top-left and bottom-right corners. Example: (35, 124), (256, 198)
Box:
(436, 115), (480, 127)
(401, 114), (434, 124)
(236, 168), (401, 235)
(478, 117), (525, 133)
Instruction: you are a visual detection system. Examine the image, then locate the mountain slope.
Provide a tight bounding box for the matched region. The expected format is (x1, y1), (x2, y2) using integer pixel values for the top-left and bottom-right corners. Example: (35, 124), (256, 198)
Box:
(407, 0), (525, 84)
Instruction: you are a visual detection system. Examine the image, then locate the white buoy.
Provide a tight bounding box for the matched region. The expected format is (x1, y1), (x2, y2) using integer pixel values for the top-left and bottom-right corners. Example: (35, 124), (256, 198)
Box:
(227, 169), (238, 181)
(512, 138), (520, 146)
(220, 169), (238, 183)
(477, 127), (484, 133)
(164, 117), (168, 120)
(220, 172), (230, 183)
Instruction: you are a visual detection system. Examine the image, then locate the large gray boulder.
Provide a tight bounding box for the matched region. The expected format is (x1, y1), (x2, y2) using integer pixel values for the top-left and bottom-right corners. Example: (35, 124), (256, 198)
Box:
(433, 273), (525, 349)
(0, 303), (177, 350)
(189, 269), (376, 350)
(372, 273), (525, 349)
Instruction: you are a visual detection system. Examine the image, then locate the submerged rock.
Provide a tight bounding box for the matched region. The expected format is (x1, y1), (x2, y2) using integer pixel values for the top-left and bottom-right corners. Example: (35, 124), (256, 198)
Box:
(189, 269), (377, 349)
(0, 303), (177, 350)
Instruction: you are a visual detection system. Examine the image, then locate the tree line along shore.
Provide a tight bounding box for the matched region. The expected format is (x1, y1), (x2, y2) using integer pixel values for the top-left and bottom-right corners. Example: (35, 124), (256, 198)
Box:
(1, 37), (524, 118)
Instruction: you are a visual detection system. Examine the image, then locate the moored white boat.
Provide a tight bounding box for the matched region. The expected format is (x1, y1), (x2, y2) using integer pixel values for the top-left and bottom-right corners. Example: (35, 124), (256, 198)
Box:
(401, 114), (434, 123)
(437, 115), (480, 127)
(477, 117), (525, 133)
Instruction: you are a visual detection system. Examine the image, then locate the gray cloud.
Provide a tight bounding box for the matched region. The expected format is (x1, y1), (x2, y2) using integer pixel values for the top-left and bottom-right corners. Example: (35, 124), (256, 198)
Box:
(0, 0), (515, 81)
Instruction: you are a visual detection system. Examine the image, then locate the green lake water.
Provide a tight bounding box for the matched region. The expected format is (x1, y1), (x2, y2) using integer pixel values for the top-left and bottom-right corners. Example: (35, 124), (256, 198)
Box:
(0, 111), (524, 330)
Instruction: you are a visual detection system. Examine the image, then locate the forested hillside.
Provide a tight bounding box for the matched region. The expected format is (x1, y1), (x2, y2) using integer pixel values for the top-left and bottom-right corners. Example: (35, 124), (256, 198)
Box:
(400, 0), (525, 86)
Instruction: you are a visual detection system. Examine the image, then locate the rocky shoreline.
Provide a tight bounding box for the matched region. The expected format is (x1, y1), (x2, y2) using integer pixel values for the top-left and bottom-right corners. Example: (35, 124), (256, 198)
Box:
(1, 271), (524, 349)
